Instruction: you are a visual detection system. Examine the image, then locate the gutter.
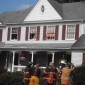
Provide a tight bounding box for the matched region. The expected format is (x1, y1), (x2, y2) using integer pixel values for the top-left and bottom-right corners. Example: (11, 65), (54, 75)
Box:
(4, 19), (84, 25)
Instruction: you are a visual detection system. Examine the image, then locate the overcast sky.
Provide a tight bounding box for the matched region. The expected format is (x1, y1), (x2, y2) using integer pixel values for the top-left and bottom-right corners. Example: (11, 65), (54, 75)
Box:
(0, 0), (38, 13)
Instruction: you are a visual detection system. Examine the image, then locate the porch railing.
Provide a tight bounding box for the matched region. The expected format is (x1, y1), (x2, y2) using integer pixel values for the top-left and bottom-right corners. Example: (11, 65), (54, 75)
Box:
(13, 65), (46, 72)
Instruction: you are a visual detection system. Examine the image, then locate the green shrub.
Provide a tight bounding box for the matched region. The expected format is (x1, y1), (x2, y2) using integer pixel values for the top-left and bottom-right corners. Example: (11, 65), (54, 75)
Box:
(72, 66), (85, 85)
(0, 72), (23, 85)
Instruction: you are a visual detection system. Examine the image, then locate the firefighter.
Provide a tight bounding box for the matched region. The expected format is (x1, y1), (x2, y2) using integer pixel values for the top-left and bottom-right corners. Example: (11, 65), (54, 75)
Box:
(61, 63), (74, 85)
(29, 64), (41, 85)
(43, 62), (57, 85)
(57, 63), (66, 85)
(23, 62), (33, 85)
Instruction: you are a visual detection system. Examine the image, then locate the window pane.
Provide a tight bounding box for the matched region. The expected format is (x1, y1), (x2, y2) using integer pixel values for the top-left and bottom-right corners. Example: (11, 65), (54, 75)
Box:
(30, 27), (37, 39)
(11, 27), (18, 40)
(66, 25), (75, 39)
(12, 28), (18, 33)
(12, 34), (17, 39)
(46, 26), (55, 40)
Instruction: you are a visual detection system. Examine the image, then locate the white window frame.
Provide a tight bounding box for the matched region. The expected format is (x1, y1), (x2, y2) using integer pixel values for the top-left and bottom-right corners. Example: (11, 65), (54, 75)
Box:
(10, 27), (18, 40)
(65, 25), (76, 40)
(46, 26), (56, 40)
(29, 26), (37, 40)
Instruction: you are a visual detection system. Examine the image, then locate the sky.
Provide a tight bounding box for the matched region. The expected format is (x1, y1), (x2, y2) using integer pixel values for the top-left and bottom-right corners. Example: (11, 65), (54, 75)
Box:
(0, 0), (38, 13)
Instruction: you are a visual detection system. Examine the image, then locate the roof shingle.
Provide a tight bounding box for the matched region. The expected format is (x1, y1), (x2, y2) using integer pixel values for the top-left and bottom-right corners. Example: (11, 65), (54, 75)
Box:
(0, 0), (85, 24)
(72, 34), (85, 50)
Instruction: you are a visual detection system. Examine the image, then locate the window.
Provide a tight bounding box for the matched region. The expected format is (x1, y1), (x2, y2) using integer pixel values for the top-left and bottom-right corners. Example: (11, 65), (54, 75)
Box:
(41, 5), (45, 13)
(46, 26), (55, 40)
(30, 27), (37, 40)
(11, 27), (18, 40)
(66, 25), (75, 40)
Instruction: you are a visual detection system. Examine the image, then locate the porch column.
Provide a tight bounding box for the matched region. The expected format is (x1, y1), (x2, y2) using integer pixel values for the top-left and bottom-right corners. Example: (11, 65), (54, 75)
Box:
(12, 51), (15, 72)
(52, 52), (55, 63)
(31, 51), (34, 63)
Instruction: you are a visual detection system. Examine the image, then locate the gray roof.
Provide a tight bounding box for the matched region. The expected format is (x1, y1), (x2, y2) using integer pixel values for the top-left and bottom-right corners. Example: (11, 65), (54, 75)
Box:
(0, 6), (34, 24)
(0, 0), (85, 24)
(0, 43), (73, 51)
(72, 34), (85, 50)
(48, 0), (85, 20)
(63, 2), (85, 20)
(48, 0), (63, 18)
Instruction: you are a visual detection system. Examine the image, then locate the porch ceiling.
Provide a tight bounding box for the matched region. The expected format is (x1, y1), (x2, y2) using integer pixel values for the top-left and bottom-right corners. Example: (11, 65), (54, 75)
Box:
(0, 43), (73, 51)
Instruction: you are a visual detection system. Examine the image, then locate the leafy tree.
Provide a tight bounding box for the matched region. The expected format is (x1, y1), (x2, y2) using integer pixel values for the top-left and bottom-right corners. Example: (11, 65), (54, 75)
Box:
(55, 0), (85, 3)
(72, 66), (85, 85)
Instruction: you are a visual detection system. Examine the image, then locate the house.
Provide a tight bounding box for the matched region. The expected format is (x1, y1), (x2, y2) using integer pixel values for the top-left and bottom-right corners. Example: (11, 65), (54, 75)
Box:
(0, 0), (85, 72)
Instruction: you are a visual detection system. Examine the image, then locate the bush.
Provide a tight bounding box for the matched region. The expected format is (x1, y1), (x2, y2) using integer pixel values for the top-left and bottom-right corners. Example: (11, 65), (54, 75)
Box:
(72, 66), (85, 85)
(0, 71), (23, 85)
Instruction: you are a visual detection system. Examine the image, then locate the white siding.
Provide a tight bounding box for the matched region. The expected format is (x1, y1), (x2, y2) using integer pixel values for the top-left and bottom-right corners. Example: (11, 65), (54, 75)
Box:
(20, 26), (26, 41)
(79, 23), (84, 36)
(71, 52), (83, 66)
(83, 23), (85, 34)
(24, 0), (62, 22)
(5, 23), (77, 44)
(40, 25), (43, 41)
(1, 27), (6, 42)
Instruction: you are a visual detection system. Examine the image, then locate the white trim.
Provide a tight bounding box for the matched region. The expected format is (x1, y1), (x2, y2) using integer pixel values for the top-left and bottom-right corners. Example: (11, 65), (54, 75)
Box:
(52, 52), (54, 63)
(10, 27), (19, 41)
(14, 65), (26, 71)
(12, 51), (15, 72)
(31, 51), (34, 62)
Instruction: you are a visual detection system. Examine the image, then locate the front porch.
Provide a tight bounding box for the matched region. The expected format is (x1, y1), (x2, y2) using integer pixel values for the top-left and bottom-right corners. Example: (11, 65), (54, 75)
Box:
(0, 50), (71, 72)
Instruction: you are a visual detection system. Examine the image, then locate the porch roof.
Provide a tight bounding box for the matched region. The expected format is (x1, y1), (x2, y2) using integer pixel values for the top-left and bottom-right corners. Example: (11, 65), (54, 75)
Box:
(0, 43), (73, 51)
(72, 34), (85, 50)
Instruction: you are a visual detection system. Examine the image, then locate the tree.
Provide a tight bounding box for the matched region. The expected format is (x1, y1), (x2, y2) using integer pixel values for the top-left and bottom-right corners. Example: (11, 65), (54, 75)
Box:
(55, 0), (85, 3)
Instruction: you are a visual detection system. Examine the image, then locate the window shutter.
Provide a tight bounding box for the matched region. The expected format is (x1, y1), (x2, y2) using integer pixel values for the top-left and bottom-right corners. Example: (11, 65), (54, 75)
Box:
(36, 26), (40, 40)
(62, 25), (66, 40)
(43, 26), (46, 40)
(7, 27), (11, 41)
(18, 27), (21, 40)
(75, 24), (79, 40)
(55, 25), (59, 40)
(25, 27), (29, 41)
(83, 53), (85, 66)
(0, 29), (2, 41)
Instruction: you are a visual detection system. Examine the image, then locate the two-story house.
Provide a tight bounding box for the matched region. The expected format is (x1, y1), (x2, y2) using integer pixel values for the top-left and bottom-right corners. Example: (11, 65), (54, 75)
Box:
(0, 0), (85, 72)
